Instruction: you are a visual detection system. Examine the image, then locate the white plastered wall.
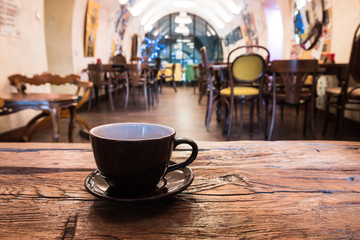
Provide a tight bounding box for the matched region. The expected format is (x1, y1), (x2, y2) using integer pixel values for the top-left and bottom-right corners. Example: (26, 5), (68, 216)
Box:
(0, 0), (48, 133)
(0, 0), (120, 134)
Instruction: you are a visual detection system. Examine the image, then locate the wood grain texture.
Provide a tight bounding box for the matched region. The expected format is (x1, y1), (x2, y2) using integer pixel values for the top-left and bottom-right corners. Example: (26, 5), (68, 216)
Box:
(8, 72), (89, 89)
(0, 141), (359, 239)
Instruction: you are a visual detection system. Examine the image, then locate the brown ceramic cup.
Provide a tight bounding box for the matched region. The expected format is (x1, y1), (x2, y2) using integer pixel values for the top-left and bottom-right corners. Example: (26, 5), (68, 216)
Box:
(89, 123), (198, 194)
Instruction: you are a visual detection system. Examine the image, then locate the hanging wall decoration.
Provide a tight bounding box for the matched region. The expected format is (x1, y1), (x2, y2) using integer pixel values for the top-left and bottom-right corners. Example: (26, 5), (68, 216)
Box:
(290, 0), (332, 61)
(223, 0), (259, 47)
(224, 27), (243, 46)
(84, 0), (100, 57)
(113, 5), (130, 56)
(0, 0), (21, 37)
(241, 8), (259, 45)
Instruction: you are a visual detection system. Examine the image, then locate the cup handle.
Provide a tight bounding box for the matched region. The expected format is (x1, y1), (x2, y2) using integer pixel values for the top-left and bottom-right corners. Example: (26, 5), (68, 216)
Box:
(166, 137), (198, 173)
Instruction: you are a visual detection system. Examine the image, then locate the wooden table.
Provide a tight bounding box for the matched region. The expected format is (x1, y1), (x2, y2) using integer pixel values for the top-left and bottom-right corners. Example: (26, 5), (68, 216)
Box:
(0, 92), (77, 142)
(1, 141), (359, 239)
(319, 63), (349, 83)
(211, 63), (228, 88)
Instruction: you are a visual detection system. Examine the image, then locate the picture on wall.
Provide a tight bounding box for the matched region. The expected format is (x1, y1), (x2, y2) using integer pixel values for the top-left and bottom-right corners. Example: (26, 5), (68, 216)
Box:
(0, 0), (21, 37)
(113, 4), (131, 55)
(84, 0), (100, 57)
(224, 27), (243, 46)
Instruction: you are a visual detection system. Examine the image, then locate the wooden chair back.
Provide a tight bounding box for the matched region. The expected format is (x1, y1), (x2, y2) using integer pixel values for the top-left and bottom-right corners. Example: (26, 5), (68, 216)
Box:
(193, 64), (199, 82)
(197, 63), (207, 102)
(111, 54), (127, 65)
(231, 54), (266, 83)
(269, 60), (318, 104)
(200, 47), (213, 89)
(197, 63), (206, 86)
(8, 72), (93, 110)
(87, 63), (107, 88)
(126, 64), (140, 87)
(227, 45), (270, 65)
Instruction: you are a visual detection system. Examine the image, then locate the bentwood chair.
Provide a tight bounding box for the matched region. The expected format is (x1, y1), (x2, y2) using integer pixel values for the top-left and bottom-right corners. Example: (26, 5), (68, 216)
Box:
(220, 45), (269, 141)
(267, 59), (319, 140)
(153, 57), (162, 93)
(111, 53), (127, 65)
(197, 63), (207, 104)
(200, 47), (219, 132)
(109, 54), (129, 109)
(140, 60), (158, 106)
(323, 23), (360, 139)
(126, 63), (149, 109)
(193, 64), (199, 94)
(87, 63), (116, 110)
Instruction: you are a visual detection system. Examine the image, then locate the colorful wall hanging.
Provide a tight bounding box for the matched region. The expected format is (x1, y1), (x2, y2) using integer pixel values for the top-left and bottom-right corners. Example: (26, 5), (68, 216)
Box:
(84, 0), (100, 57)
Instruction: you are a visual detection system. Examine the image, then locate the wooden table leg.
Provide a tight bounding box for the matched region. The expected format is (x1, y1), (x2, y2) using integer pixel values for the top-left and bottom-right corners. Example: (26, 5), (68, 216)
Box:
(49, 107), (60, 142)
(68, 105), (76, 142)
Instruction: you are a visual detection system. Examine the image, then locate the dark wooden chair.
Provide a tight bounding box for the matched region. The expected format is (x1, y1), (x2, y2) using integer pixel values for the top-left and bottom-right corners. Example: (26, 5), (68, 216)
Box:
(197, 63), (207, 105)
(153, 57), (162, 92)
(126, 63), (149, 109)
(140, 60), (159, 107)
(220, 45), (269, 141)
(267, 59), (319, 140)
(111, 54), (127, 65)
(109, 54), (129, 109)
(200, 47), (219, 132)
(87, 63), (116, 110)
(193, 64), (199, 94)
(323, 23), (360, 139)
(144, 63), (159, 107)
(8, 72), (93, 141)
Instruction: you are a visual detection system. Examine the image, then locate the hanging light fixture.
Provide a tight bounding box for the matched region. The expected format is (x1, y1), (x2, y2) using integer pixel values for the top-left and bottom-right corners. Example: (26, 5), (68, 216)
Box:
(175, 11), (192, 24)
(173, 0), (197, 8)
(175, 23), (190, 36)
(119, 0), (129, 4)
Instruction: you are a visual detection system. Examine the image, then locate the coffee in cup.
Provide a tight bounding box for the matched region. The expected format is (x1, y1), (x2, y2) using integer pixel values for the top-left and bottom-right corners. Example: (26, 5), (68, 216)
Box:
(89, 123), (198, 194)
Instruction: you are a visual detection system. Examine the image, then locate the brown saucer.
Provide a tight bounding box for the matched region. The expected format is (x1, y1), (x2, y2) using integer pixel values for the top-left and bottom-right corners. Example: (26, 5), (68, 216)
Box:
(84, 162), (194, 202)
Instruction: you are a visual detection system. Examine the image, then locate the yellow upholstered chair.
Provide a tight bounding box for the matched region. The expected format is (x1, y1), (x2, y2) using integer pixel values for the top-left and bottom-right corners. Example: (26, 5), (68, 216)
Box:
(164, 63), (174, 80)
(220, 45), (269, 141)
(174, 63), (183, 82)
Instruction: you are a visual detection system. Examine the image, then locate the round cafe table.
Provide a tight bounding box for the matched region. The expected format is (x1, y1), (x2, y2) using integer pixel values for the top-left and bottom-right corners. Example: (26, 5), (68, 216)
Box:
(0, 92), (77, 142)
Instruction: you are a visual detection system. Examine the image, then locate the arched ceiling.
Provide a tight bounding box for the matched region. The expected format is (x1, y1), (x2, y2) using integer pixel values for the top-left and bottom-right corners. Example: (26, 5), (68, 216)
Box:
(124, 0), (247, 33)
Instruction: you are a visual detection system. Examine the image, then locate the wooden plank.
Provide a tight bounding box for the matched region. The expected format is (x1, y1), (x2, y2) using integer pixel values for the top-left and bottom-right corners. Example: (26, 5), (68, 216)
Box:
(0, 141), (359, 239)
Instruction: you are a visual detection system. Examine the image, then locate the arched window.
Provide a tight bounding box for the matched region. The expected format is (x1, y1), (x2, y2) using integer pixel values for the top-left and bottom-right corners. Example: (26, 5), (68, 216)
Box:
(142, 13), (223, 68)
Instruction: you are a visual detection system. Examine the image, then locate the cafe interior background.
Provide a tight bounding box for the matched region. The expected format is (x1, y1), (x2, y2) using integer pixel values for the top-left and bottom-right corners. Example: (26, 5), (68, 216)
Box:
(0, 0), (359, 138)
